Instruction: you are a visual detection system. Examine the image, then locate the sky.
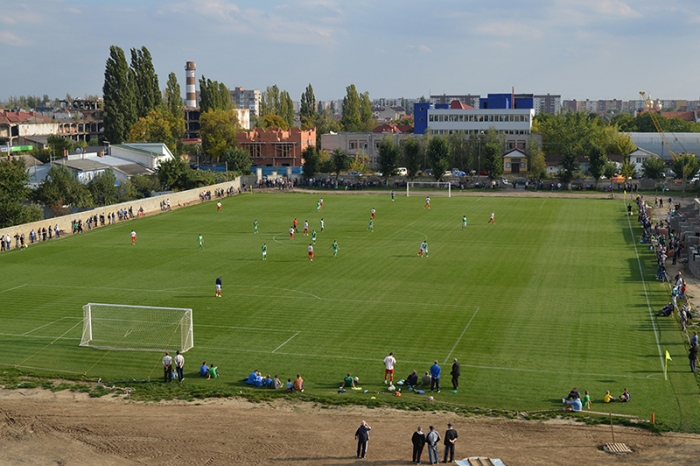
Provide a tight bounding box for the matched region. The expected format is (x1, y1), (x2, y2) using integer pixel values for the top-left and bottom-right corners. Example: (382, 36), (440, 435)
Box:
(1, 0), (700, 103)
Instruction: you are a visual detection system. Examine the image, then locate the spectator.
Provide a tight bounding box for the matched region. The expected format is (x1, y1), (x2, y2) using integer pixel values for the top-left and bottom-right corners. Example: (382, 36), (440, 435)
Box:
(582, 390), (591, 409)
(425, 426), (440, 465)
(405, 370), (419, 389)
(286, 378), (293, 392)
(411, 426), (425, 464)
(293, 374), (304, 391)
(421, 371), (431, 387)
(207, 364), (219, 379)
(619, 388), (630, 402)
(430, 360), (441, 393)
(564, 397), (583, 412)
(564, 387), (580, 401)
(604, 390), (616, 403)
(341, 372), (356, 389)
(689, 342), (698, 373)
(200, 362), (209, 377)
(273, 375), (283, 389)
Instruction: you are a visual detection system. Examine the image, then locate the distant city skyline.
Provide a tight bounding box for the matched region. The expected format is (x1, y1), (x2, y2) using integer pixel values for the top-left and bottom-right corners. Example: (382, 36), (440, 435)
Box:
(2, 0), (700, 102)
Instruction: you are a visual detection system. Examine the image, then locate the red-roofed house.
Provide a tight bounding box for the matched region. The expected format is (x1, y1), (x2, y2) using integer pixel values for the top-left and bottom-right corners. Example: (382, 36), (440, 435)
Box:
(0, 110), (59, 146)
(372, 124), (413, 134)
(450, 100), (474, 110)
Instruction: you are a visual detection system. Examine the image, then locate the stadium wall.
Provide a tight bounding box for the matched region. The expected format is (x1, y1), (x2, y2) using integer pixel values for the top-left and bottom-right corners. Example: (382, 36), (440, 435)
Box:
(0, 178), (243, 246)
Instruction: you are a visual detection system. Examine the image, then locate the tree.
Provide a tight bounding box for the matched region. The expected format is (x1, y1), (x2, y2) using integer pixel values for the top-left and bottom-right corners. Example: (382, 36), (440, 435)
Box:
(260, 85), (281, 117)
(426, 136), (451, 181)
(529, 151), (547, 180)
(641, 155), (666, 179)
(482, 142), (503, 180)
(331, 148), (350, 180)
(47, 135), (73, 157)
(587, 144), (608, 185)
(299, 84), (316, 129)
(103, 45), (138, 144)
(280, 91), (294, 128)
(200, 109), (239, 163)
(128, 107), (179, 153)
(0, 158), (43, 227)
(670, 153), (700, 181)
(302, 145), (320, 178)
(313, 108), (342, 147)
(87, 168), (119, 205)
(377, 137), (400, 179)
(620, 159), (636, 179)
(34, 164), (93, 214)
(401, 137), (423, 180)
(603, 161), (617, 179)
(220, 147), (251, 174)
(260, 113), (289, 130)
(448, 131), (469, 171)
(610, 113), (637, 132)
(199, 76), (231, 113)
(359, 91), (374, 131)
(163, 72), (185, 142)
(157, 157), (190, 191)
(349, 152), (370, 174)
(558, 147), (580, 185)
(341, 85), (361, 132)
(130, 46), (160, 118)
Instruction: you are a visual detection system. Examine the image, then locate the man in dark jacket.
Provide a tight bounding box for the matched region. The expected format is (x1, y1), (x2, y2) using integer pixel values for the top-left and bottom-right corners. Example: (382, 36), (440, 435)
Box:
(406, 370), (419, 388)
(411, 426), (425, 464)
(450, 358), (460, 390)
(443, 423), (458, 463)
(355, 420), (371, 459)
(690, 342), (698, 373)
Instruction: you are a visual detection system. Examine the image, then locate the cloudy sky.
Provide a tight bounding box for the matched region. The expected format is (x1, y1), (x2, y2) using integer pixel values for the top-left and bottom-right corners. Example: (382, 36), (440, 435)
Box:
(2, 0), (699, 102)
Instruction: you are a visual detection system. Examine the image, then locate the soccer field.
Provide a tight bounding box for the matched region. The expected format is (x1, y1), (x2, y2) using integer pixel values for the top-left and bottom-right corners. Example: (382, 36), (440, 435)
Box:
(1, 192), (698, 432)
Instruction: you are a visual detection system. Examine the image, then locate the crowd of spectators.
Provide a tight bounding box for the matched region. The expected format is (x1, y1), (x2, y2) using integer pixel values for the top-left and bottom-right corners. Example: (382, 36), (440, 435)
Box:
(244, 370), (303, 391)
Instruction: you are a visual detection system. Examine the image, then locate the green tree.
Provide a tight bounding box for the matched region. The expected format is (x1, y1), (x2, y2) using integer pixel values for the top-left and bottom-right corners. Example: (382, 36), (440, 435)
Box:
(130, 46), (160, 118)
(313, 108), (342, 147)
(603, 161), (617, 179)
(641, 155), (666, 179)
(299, 84), (316, 129)
(377, 137), (400, 179)
(620, 159), (636, 179)
(359, 91), (374, 131)
(302, 145), (320, 178)
(670, 153), (700, 181)
(331, 148), (350, 180)
(157, 157), (190, 191)
(341, 84), (361, 132)
(163, 72), (185, 142)
(0, 158), (43, 227)
(280, 91), (294, 128)
(220, 146), (251, 174)
(260, 85), (280, 117)
(34, 164), (93, 214)
(482, 142), (503, 180)
(558, 147), (580, 185)
(587, 144), (608, 185)
(87, 168), (119, 205)
(610, 113), (637, 132)
(130, 173), (160, 198)
(128, 107), (179, 153)
(426, 136), (451, 181)
(200, 109), (240, 162)
(47, 135), (73, 157)
(401, 137), (423, 180)
(448, 131), (469, 170)
(260, 113), (289, 130)
(529, 151), (547, 179)
(103, 45), (138, 144)
(199, 76), (231, 113)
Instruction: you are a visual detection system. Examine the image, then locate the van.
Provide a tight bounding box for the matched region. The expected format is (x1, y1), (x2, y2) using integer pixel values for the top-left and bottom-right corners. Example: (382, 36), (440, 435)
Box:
(396, 167), (408, 176)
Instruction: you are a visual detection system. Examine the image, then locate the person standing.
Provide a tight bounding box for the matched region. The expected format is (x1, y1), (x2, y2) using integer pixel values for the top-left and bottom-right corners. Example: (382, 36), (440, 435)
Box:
(174, 350), (185, 382)
(424, 196), (431, 209)
(320, 218), (325, 233)
(690, 342), (698, 373)
(162, 352), (173, 383)
(355, 420), (371, 459)
(331, 240), (339, 257)
(289, 226), (295, 240)
(308, 244), (314, 262)
(430, 360), (441, 393)
(462, 215), (467, 229)
(261, 243), (267, 261)
(198, 234), (204, 249)
(215, 276), (222, 297)
(691, 331), (699, 347)
(253, 219), (258, 233)
(368, 218), (374, 231)
(412, 426), (426, 464)
(391, 190), (395, 201)
(217, 201), (221, 211)
(293, 218), (298, 232)
(488, 212), (495, 224)
(450, 358), (460, 390)
(303, 220), (309, 236)
(311, 230), (317, 244)
(371, 208), (376, 219)
(383, 352), (397, 384)
(425, 425), (440, 464)
(443, 423), (458, 463)
(130, 229), (136, 245)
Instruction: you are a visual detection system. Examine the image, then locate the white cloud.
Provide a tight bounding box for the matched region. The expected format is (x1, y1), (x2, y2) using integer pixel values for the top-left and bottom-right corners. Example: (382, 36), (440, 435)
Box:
(0, 31), (29, 46)
(475, 21), (543, 40)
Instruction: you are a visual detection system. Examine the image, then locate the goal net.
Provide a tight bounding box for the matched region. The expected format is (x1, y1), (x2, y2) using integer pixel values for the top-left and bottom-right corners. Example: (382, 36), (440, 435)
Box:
(406, 181), (452, 197)
(80, 303), (194, 352)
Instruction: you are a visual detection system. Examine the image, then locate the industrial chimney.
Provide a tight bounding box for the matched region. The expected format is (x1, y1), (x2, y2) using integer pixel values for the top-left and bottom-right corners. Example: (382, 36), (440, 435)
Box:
(185, 61), (197, 108)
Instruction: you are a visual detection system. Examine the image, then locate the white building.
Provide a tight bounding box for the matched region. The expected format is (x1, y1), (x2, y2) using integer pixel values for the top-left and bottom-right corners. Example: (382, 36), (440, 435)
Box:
(321, 131), (417, 170)
(230, 87), (261, 118)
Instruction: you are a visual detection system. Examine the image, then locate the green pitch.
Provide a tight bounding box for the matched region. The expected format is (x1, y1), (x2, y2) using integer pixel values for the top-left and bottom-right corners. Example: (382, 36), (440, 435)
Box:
(0, 192), (698, 431)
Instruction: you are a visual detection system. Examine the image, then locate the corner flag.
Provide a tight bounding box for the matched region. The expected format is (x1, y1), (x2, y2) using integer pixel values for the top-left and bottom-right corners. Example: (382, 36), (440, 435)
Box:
(664, 350), (672, 380)
(666, 350), (672, 361)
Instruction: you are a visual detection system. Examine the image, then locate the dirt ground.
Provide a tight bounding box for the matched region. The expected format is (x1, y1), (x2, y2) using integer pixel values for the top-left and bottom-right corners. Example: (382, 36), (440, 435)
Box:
(3, 191), (698, 466)
(1, 388), (699, 466)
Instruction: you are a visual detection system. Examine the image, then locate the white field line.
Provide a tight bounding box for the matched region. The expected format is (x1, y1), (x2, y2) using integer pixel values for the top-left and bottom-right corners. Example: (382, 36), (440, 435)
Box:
(539, 199), (547, 209)
(0, 284), (27, 294)
(22, 317), (72, 335)
(195, 324), (299, 333)
(0, 332), (81, 340)
(626, 210), (665, 372)
(444, 307), (479, 364)
(271, 331), (301, 353)
(0, 362), (85, 375)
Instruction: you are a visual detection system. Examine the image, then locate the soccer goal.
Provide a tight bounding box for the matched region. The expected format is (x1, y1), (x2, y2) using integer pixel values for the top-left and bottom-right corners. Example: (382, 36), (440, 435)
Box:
(406, 181), (452, 197)
(80, 303), (194, 352)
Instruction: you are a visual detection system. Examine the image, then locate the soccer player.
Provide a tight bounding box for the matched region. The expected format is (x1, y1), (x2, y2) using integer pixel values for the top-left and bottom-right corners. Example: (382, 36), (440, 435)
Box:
(131, 230), (136, 245)
(320, 218), (325, 232)
(198, 234), (204, 249)
(383, 352), (396, 384)
(368, 218), (373, 231)
(253, 219), (258, 234)
(423, 241), (429, 257)
(489, 211), (495, 224)
(289, 227), (295, 240)
(371, 208), (376, 219)
(330, 239), (339, 257)
(391, 190), (395, 201)
(424, 196), (431, 209)
(311, 230), (317, 244)
(317, 200), (321, 211)
(215, 276), (222, 297)
(293, 218), (298, 232)
(320, 198), (323, 208)
(462, 215), (467, 229)
(217, 202), (222, 212)
(261, 243), (267, 261)
(308, 243), (314, 261)
(303, 220), (309, 236)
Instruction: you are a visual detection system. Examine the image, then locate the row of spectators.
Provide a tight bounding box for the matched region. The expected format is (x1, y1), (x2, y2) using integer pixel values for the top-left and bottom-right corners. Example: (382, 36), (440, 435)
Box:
(245, 370), (304, 391)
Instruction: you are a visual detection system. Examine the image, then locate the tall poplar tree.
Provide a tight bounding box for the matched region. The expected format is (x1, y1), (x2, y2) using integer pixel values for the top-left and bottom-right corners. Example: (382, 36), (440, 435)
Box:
(341, 84), (361, 132)
(103, 45), (137, 144)
(299, 84), (316, 128)
(163, 72), (185, 142)
(130, 46), (160, 118)
(280, 91), (294, 128)
(199, 76), (231, 113)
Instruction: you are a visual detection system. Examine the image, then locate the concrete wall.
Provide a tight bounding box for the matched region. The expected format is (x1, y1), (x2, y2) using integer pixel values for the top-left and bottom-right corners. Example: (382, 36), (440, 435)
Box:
(0, 177), (242, 248)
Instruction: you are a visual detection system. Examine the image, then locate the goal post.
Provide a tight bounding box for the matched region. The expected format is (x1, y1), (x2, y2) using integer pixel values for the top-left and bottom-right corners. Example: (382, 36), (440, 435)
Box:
(80, 303), (194, 352)
(406, 181), (452, 197)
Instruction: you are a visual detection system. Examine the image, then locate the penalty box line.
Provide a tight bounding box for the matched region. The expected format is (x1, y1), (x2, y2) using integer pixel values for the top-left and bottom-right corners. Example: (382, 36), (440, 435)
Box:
(22, 316), (79, 336)
(444, 307), (479, 365)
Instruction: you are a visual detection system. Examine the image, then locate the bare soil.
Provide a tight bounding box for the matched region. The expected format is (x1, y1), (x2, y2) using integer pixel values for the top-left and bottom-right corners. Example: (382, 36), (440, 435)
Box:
(1, 388), (699, 466)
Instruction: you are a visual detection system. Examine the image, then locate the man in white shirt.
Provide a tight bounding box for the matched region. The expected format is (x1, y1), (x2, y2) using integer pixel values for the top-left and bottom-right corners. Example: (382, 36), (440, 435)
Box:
(383, 352), (396, 384)
(162, 352), (173, 383)
(174, 351), (185, 382)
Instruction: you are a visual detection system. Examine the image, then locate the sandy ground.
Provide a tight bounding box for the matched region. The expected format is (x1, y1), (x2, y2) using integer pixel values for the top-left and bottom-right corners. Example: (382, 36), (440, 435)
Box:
(3, 191), (697, 466)
(1, 388), (700, 466)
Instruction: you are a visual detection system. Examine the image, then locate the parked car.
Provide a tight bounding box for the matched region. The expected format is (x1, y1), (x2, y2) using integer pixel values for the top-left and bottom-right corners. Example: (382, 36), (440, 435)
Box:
(396, 167), (408, 176)
(451, 169), (467, 177)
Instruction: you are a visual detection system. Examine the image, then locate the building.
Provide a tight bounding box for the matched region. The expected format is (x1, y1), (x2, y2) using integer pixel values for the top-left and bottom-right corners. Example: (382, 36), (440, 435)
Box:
(430, 94), (480, 108)
(629, 132), (700, 160)
(533, 94), (561, 115)
(413, 96), (535, 151)
(0, 110), (60, 146)
(372, 105), (406, 121)
(184, 108), (251, 141)
(237, 127), (315, 168)
(502, 148), (528, 174)
(322, 126), (415, 170)
(230, 87), (261, 118)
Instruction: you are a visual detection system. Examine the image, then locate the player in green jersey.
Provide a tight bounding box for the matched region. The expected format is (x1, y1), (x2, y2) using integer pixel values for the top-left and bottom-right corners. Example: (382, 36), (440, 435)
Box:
(368, 218), (373, 231)
(261, 243), (267, 260)
(253, 219), (258, 233)
(311, 230), (317, 244)
(198, 234), (204, 249)
(462, 216), (467, 229)
(331, 240), (339, 257)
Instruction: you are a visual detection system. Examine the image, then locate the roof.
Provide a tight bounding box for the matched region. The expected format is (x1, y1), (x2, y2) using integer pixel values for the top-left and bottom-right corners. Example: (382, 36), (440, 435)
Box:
(502, 148), (526, 158)
(372, 124), (413, 134)
(450, 100), (474, 110)
(55, 158), (109, 171)
(114, 163), (153, 176)
(13, 154), (44, 168)
(0, 110), (53, 124)
(661, 111), (697, 122)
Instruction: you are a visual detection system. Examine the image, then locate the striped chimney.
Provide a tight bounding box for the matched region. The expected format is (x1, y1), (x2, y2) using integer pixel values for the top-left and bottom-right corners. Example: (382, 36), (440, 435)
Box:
(185, 61), (197, 108)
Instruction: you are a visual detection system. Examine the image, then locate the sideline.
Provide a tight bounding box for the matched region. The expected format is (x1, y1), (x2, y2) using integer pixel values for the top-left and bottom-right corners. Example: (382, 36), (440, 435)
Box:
(444, 307), (479, 364)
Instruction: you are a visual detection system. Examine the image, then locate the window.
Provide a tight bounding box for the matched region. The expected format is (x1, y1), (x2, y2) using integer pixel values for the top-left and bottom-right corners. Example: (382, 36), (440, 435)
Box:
(506, 162), (511, 168)
(349, 141), (356, 149)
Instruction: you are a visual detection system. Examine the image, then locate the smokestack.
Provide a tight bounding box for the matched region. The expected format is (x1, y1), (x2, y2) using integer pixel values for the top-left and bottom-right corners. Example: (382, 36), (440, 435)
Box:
(511, 86), (515, 109)
(185, 61), (197, 108)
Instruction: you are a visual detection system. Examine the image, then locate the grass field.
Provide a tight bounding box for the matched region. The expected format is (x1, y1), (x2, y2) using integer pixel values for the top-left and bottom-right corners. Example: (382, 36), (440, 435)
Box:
(1, 191), (698, 432)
